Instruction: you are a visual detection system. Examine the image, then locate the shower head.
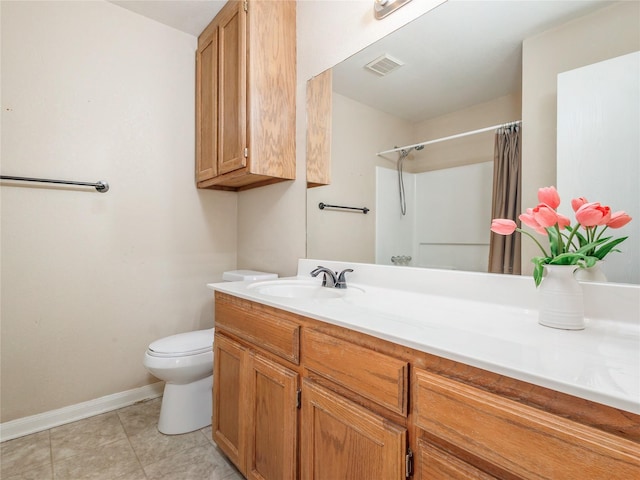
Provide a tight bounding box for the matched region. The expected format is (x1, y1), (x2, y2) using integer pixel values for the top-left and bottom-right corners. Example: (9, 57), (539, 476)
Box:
(415, 145), (425, 151)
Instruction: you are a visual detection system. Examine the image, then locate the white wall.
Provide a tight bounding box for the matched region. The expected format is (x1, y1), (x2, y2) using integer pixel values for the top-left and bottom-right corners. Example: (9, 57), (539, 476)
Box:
(414, 162), (493, 271)
(315, 85), (519, 267)
(375, 167), (416, 266)
(238, 0), (445, 276)
(521, 1), (640, 273)
(307, 93), (413, 263)
(376, 163), (493, 272)
(557, 52), (639, 284)
(0, 1), (237, 422)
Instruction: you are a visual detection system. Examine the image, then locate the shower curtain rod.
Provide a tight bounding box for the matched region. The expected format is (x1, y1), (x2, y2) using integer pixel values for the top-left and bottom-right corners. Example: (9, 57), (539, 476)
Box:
(376, 120), (521, 156)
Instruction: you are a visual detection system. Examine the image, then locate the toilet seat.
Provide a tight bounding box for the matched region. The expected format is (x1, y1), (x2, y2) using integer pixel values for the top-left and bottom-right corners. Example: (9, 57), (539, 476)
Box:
(147, 329), (214, 358)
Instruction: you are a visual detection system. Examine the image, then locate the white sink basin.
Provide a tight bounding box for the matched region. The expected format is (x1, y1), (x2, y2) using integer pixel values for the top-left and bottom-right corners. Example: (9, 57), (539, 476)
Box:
(247, 279), (364, 299)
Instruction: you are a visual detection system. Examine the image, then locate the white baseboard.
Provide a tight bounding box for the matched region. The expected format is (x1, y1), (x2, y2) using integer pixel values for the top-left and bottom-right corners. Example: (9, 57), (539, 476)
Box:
(0, 382), (164, 442)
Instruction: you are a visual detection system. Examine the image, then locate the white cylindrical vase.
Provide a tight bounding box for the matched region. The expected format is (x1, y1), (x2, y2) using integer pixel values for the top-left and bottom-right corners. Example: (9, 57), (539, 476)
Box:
(538, 264), (585, 330)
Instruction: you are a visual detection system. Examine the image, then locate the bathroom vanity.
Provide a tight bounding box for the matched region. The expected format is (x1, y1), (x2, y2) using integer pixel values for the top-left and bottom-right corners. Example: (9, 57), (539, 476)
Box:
(208, 260), (640, 479)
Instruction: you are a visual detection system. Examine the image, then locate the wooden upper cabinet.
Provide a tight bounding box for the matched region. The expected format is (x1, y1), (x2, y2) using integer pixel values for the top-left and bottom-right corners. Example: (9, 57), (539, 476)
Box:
(306, 69), (332, 187)
(196, 0), (296, 191)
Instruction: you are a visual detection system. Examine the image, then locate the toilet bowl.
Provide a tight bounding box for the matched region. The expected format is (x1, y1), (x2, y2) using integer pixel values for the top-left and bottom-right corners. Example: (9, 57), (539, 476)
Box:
(143, 328), (214, 434)
(143, 270), (277, 435)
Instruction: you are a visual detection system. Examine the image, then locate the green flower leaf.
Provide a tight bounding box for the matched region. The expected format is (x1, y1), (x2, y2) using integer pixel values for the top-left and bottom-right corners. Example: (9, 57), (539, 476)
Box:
(593, 236), (628, 260)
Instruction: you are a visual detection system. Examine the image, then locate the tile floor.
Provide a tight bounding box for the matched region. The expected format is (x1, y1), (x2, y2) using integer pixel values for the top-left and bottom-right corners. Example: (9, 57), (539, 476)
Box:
(0, 398), (242, 480)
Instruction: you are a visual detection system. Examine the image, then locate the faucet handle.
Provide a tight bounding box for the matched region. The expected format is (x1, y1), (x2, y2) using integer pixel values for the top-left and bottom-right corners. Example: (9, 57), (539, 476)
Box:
(336, 269), (354, 289)
(310, 266), (338, 287)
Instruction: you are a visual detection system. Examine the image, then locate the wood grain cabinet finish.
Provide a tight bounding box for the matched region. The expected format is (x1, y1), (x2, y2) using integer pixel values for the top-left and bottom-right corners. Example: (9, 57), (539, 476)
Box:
(212, 293), (640, 479)
(245, 352), (298, 480)
(196, 0), (296, 191)
(303, 328), (408, 416)
(301, 379), (407, 480)
(413, 368), (640, 479)
(415, 439), (498, 480)
(212, 332), (299, 480)
(212, 333), (246, 473)
(306, 69), (332, 187)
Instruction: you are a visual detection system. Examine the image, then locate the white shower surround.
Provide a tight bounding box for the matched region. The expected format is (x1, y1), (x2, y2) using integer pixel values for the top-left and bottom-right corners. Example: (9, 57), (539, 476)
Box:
(376, 162), (493, 270)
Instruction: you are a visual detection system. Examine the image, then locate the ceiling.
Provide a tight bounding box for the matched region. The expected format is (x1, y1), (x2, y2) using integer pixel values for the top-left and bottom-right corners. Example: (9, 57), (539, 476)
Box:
(332, 0), (614, 122)
(109, 0), (614, 123)
(108, 1), (225, 36)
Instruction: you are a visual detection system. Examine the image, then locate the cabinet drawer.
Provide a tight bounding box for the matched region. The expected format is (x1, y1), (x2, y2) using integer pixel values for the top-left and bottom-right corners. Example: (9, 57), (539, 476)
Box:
(413, 368), (640, 479)
(302, 329), (408, 416)
(215, 295), (300, 364)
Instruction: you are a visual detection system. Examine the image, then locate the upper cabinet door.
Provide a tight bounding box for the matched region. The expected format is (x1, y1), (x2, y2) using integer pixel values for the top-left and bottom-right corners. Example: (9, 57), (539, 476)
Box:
(217, 1), (247, 175)
(195, 26), (218, 182)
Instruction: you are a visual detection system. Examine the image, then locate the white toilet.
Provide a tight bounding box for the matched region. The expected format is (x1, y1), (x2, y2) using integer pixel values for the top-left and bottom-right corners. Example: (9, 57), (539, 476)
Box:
(143, 270), (277, 435)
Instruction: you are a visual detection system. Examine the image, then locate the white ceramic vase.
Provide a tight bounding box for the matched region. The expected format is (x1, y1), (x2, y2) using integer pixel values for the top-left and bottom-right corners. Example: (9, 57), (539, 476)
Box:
(538, 264), (585, 330)
(574, 261), (607, 283)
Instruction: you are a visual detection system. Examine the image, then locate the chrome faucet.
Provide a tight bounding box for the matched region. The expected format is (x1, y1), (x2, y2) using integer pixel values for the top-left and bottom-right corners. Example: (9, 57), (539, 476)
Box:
(336, 269), (353, 289)
(310, 266), (353, 289)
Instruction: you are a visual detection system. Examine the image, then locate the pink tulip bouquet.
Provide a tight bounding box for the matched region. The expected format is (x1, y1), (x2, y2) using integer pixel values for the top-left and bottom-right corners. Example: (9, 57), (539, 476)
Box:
(491, 186), (632, 286)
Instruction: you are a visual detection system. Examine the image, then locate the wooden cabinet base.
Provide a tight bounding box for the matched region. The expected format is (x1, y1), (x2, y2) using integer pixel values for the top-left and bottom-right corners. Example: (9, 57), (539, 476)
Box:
(212, 293), (640, 480)
(300, 380), (407, 480)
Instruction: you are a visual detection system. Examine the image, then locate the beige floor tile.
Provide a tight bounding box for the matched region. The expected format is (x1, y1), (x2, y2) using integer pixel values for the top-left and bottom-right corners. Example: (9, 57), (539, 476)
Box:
(199, 426), (215, 445)
(143, 443), (236, 480)
(127, 423), (209, 467)
(2, 461), (54, 480)
(52, 438), (141, 480)
(116, 398), (162, 437)
(221, 472), (244, 480)
(50, 411), (127, 462)
(0, 430), (52, 478)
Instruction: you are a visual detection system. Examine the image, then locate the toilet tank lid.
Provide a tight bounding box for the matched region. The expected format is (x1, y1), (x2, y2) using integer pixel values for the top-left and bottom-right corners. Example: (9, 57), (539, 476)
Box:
(148, 328), (214, 355)
(222, 270), (278, 282)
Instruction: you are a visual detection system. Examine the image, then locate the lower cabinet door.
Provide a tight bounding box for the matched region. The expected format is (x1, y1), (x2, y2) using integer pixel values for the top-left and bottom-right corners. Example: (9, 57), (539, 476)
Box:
(212, 333), (247, 474)
(415, 438), (497, 480)
(246, 353), (299, 480)
(301, 379), (407, 480)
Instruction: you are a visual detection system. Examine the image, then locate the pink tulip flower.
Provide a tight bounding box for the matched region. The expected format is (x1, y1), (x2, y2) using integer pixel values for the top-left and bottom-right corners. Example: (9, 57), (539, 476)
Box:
(571, 197), (588, 212)
(557, 214), (571, 230)
(538, 186), (560, 209)
(575, 202), (611, 227)
(607, 211), (632, 229)
(519, 209), (547, 235)
(532, 203), (559, 228)
(491, 219), (517, 235)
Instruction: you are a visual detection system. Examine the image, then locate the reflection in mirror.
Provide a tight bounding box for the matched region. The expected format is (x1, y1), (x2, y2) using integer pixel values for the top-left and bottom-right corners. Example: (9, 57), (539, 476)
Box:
(306, 0), (640, 284)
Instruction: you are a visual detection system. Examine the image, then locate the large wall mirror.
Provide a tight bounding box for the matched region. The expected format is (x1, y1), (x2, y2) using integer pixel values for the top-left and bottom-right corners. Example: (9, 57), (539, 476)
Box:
(306, 0), (639, 284)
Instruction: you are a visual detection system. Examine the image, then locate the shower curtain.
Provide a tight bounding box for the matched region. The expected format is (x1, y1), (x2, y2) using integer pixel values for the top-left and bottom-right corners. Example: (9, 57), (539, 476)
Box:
(488, 124), (521, 274)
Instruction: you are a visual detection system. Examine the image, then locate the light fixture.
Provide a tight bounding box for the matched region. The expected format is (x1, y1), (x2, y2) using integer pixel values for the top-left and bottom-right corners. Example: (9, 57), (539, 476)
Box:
(374, 0), (413, 19)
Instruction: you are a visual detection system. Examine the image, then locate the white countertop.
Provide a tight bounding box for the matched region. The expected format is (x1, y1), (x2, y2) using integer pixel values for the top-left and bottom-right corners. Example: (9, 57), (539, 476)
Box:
(209, 259), (640, 415)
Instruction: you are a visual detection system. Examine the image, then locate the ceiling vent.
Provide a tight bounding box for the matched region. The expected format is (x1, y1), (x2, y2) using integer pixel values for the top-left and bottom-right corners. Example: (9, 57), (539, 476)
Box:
(365, 54), (404, 76)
